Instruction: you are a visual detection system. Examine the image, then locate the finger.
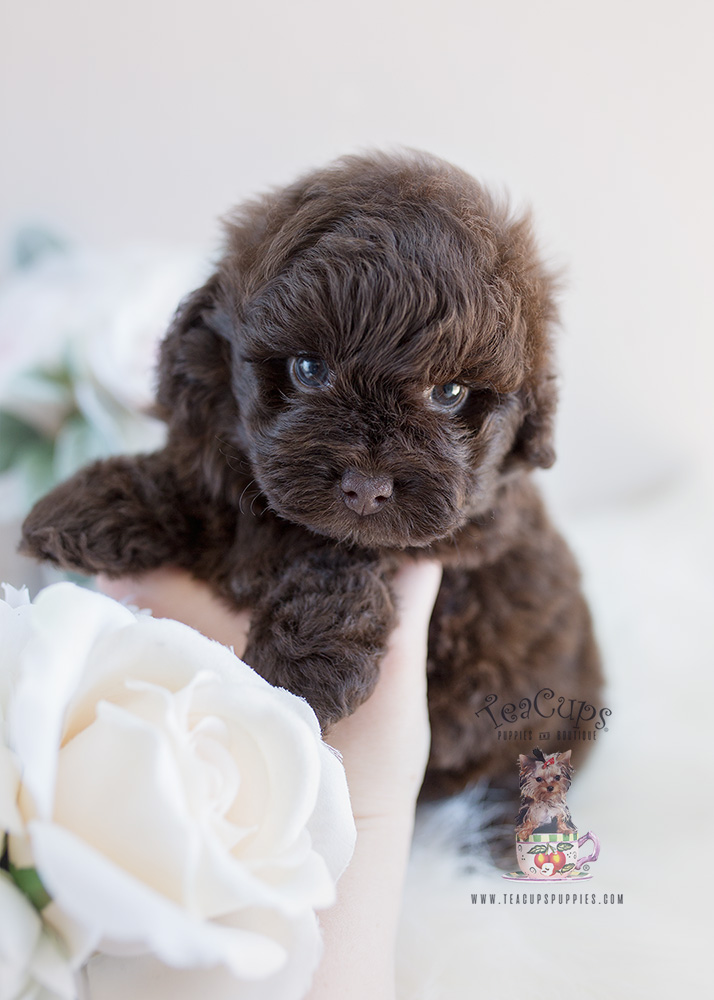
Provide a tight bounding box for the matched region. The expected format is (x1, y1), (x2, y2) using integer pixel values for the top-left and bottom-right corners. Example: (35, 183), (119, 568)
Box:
(390, 559), (442, 637)
(381, 560), (442, 684)
(96, 569), (252, 658)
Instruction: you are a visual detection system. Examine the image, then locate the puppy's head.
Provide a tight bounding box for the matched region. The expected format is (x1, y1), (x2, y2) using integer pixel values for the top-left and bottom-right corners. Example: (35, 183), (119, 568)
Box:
(519, 750), (573, 804)
(158, 152), (558, 549)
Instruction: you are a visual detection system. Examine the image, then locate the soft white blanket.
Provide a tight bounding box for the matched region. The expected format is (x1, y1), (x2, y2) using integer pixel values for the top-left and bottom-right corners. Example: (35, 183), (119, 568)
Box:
(398, 474), (712, 997)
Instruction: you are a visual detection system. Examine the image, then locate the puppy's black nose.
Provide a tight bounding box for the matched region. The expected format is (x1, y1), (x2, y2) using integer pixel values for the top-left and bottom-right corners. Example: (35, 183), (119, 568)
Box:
(341, 469), (393, 515)
(547, 785), (554, 792)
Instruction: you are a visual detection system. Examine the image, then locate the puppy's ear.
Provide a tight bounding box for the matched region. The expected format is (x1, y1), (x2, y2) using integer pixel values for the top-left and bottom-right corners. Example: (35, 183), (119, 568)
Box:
(510, 369), (557, 469)
(156, 275), (244, 499)
(507, 262), (559, 470)
(491, 212), (560, 472)
(156, 274), (234, 431)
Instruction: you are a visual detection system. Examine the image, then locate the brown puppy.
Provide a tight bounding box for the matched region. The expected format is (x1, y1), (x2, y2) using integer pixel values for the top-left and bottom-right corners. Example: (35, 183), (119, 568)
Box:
(21, 151), (602, 797)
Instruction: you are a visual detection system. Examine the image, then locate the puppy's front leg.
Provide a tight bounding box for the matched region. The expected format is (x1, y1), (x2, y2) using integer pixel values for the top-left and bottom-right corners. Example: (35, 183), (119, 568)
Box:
(20, 452), (194, 577)
(242, 548), (396, 729)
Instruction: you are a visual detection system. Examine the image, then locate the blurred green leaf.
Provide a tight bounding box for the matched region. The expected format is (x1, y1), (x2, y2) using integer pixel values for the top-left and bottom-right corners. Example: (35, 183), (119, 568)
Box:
(72, 378), (126, 451)
(9, 863), (52, 911)
(0, 410), (45, 473)
(1, 369), (75, 436)
(17, 438), (57, 506)
(13, 228), (68, 270)
(53, 416), (111, 481)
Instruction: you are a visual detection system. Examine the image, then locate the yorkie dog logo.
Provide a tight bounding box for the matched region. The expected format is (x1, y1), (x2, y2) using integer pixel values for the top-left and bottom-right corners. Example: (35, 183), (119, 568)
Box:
(503, 747), (600, 881)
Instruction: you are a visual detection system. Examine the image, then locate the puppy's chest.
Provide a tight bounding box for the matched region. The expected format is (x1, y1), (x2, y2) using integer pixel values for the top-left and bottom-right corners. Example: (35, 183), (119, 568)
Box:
(525, 800), (563, 824)
(208, 514), (370, 606)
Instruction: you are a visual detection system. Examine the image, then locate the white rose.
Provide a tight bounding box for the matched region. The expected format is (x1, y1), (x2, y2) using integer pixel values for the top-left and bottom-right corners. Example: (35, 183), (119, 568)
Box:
(0, 585), (33, 839)
(3, 583), (355, 1000)
(0, 245), (210, 422)
(0, 872), (75, 1000)
(81, 247), (211, 414)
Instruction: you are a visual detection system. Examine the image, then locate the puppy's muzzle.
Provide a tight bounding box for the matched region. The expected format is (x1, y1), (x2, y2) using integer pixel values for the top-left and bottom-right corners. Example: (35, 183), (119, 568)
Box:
(340, 469), (393, 516)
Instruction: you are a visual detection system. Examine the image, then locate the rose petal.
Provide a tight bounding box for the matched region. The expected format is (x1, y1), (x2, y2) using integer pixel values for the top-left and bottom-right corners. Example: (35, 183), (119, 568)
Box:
(305, 741), (356, 883)
(0, 585), (35, 717)
(0, 871), (75, 1000)
(0, 743), (22, 834)
(0, 869), (41, 974)
(28, 926), (76, 999)
(60, 618), (267, 743)
(10, 584), (137, 819)
(53, 700), (199, 905)
(1, 583), (31, 610)
(53, 688), (335, 922)
(190, 681), (323, 858)
(29, 822), (287, 978)
(83, 908), (320, 1000)
(43, 901), (100, 970)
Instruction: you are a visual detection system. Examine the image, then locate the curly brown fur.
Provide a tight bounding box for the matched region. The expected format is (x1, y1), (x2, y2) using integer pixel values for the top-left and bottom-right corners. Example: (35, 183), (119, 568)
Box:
(21, 150), (603, 795)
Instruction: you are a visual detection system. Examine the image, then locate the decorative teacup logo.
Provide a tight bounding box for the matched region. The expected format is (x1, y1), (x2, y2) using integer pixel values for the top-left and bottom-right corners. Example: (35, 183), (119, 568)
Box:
(503, 747), (601, 882)
(515, 830), (600, 880)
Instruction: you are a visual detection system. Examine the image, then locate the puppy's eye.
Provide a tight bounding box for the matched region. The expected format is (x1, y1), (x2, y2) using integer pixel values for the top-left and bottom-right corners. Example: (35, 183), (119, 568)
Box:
(535, 777), (543, 782)
(289, 356), (332, 389)
(553, 775), (560, 781)
(428, 383), (469, 410)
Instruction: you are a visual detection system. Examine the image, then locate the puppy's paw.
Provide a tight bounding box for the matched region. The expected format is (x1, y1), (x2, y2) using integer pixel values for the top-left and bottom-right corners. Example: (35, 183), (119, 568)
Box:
(241, 548), (396, 728)
(244, 634), (380, 729)
(20, 453), (190, 577)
